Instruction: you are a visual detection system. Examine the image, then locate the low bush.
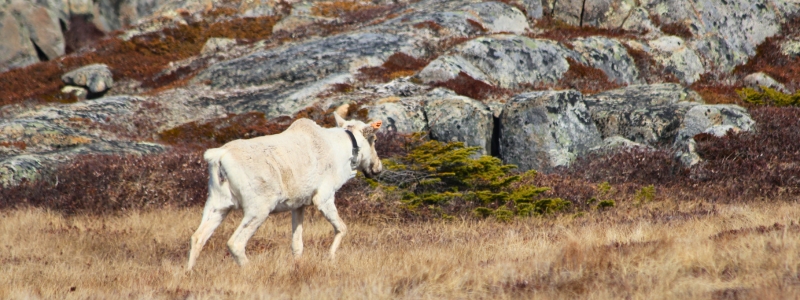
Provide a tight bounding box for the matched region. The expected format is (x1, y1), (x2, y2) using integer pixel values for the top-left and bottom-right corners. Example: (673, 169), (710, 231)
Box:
(0, 148), (207, 214)
(737, 86), (800, 106)
(376, 137), (562, 220)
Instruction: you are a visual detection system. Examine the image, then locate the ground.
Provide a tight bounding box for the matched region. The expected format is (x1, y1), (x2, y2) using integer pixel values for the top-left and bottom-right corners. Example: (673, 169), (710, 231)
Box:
(2, 199), (799, 299)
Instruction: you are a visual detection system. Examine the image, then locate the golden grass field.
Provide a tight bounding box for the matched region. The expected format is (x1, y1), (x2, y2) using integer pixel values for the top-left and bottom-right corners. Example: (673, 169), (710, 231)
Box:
(2, 199), (800, 299)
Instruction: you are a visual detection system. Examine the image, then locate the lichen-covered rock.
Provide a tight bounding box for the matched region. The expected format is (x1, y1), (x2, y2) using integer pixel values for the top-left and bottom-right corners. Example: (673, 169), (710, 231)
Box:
(499, 90), (602, 172)
(620, 7), (661, 35)
(584, 83), (705, 145)
(674, 104), (755, 146)
(419, 35), (580, 89)
(424, 88), (494, 156)
(647, 36), (705, 85)
(743, 72), (790, 93)
(365, 97), (427, 134)
(550, 0), (617, 27)
(570, 36), (642, 85)
(782, 39), (800, 57)
(456, 2), (529, 34)
(61, 86), (89, 100)
(61, 64), (114, 94)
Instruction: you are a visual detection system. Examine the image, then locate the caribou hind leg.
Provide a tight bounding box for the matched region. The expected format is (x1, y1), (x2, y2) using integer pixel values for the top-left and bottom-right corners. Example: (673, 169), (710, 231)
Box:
(187, 204), (232, 271)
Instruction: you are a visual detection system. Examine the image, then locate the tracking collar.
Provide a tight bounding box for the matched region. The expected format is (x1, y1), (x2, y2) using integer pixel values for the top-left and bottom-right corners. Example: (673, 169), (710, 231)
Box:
(344, 129), (359, 170)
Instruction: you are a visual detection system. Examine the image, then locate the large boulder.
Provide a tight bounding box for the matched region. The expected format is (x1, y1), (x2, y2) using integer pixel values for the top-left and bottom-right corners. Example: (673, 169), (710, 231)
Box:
(424, 89), (494, 156)
(418, 35), (581, 89)
(499, 90), (602, 172)
(584, 83), (705, 146)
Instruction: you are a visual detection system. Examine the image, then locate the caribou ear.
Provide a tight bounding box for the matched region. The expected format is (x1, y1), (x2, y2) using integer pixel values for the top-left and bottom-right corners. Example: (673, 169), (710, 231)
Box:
(333, 113), (347, 127)
(370, 120), (382, 129)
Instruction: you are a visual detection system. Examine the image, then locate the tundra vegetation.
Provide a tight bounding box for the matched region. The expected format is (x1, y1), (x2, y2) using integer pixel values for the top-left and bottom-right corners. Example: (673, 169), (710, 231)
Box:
(1, 0), (800, 299)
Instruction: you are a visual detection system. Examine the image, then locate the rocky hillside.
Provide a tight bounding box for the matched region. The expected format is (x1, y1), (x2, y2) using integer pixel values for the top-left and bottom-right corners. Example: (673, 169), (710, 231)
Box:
(1, 0), (799, 187)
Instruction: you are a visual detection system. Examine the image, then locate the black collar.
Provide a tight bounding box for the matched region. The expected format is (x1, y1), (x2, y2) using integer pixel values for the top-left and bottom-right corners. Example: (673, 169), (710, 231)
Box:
(344, 129), (359, 169)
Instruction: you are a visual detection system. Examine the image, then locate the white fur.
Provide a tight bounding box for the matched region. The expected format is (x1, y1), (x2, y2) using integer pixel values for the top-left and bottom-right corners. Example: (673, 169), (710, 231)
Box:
(187, 114), (382, 271)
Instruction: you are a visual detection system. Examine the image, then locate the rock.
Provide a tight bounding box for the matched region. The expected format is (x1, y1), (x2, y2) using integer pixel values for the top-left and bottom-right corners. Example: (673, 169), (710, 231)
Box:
(424, 88), (494, 156)
(782, 39), (800, 57)
(703, 124), (741, 137)
(272, 15), (326, 33)
(584, 83), (705, 145)
(621, 7), (661, 35)
(690, 33), (738, 73)
(61, 64), (114, 94)
(457, 2), (530, 34)
(416, 55), (491, 85)
(200, 37), (237, 55)
(499, 90), (602, 172)
(676, 139), (701, 167)
(674, 104), (755, 146)
(195, 32), (416, 89)
(551, 0), (615, 27)
(519, 0), (544, 19)
(570, 36), (642, 85)
(0, 9), (39, 72)
(14, 2), (65, 61)
(365, 97), (427, 134)
(647, 36), (705, 85)
(743, 72), (790, 93)
(0, 155), (45, 187)
(191, 32), (419, 118)
(418, 35), (580, 89)
(61, 86), (89, 100)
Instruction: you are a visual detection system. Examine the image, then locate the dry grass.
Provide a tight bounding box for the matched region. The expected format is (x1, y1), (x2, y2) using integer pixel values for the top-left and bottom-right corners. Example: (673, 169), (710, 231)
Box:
(2, 198), (799, 299)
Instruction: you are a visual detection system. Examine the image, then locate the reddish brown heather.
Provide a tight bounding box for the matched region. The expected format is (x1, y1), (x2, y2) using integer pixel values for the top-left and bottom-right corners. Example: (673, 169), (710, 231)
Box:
(431, 71), (505, 100)
(649, 14), (693, 39)
(0, 148), (208, 214)
(690, 74), (744, 105)
(357, 52), (430, 82)
(555, 58), (623, 94)
(529, 17), (637, 43)
(565, 107), (800, 203)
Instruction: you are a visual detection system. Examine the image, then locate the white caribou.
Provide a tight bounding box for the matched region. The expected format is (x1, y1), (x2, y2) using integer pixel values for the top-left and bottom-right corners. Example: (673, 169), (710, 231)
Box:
(187, 114), (383, 271)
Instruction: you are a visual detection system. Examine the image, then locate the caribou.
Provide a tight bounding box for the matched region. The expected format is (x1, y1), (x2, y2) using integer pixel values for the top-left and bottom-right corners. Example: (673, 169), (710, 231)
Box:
(187, 113), (383, 271)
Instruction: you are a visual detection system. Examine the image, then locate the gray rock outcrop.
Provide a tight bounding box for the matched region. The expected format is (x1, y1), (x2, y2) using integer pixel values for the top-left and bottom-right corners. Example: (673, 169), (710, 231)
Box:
(499, 90), (602, 172)
(418, 35), (581, 89)
(570, 36), (642, 85)
(584, 83), (705, 146)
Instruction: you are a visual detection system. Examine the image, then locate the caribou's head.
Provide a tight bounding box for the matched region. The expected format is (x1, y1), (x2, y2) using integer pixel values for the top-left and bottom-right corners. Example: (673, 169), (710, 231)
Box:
(334, 113), (383, 178)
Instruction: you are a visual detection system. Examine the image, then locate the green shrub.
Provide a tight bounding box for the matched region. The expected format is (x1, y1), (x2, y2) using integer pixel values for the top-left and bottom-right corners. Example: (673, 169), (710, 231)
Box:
(737, 86), (800, 106)
(378, 138), (559, 220)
